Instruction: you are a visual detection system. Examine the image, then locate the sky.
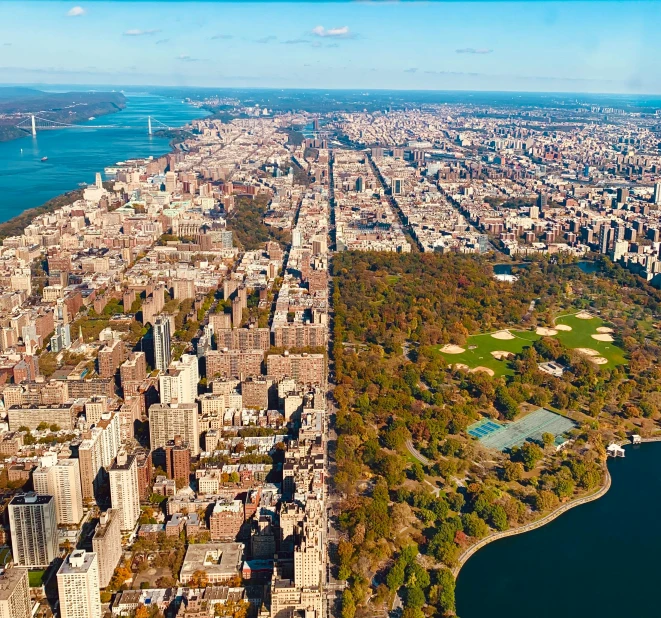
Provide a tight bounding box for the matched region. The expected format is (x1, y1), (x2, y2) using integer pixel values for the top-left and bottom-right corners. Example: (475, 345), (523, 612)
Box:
(1, 1), (661, 93)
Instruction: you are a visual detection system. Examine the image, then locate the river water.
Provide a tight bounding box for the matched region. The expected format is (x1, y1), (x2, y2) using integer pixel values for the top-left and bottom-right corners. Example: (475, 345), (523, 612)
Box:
(456, 442), (661, 618)
(0, 93), (206, 222)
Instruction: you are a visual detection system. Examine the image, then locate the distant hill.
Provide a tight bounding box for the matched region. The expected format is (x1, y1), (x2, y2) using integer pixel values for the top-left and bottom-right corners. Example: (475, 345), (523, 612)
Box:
(0, 87), (45, 100)
(0, 88), (127, 142)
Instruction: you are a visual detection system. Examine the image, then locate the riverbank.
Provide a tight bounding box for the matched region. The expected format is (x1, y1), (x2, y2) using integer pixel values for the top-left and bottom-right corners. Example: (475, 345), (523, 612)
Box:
(0, 90), (126, 144)
(0, 188), (85, 240)
(0, 94), (205, 223)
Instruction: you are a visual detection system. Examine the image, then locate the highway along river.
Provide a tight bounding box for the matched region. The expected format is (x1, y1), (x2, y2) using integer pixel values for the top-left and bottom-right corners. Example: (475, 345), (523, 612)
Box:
(456, 441), (661, 618)
(0, 92), (205, 222)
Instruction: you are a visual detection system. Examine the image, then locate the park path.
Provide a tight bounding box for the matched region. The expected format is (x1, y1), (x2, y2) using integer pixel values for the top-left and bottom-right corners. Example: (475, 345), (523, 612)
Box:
(405, 439), (431, 466)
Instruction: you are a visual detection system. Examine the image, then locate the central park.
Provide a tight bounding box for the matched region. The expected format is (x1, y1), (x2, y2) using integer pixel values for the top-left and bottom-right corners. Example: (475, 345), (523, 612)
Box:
(330, 252), (661, 618)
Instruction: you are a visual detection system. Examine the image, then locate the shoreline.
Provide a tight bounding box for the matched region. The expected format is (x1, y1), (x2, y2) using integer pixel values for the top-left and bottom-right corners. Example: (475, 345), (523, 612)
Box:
(0, 97), (127, 145)
(0, 104), (205, 236)
(452, 465), (613, 579)
(453, 436), (661, 580)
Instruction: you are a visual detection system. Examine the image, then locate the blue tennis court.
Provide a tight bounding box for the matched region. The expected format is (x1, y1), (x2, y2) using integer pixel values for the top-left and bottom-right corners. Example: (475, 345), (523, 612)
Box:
(467, 418), (504, 439)
(479, 408), (576, 451)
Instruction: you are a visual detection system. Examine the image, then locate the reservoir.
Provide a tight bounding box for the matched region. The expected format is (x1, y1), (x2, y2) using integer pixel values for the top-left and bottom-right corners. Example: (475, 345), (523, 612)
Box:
(456, 441), (661, 618)
(493, 261), (598, 276)
(0, 93), (206, 223)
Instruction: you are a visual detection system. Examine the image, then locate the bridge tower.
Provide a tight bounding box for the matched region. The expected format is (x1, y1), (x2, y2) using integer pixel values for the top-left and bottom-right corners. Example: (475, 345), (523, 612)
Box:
(31, 115), (36, 137)
(148, 116), (152, 136)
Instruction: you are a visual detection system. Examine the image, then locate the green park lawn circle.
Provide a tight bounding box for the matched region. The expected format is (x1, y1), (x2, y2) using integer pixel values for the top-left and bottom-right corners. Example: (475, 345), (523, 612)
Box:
(436, 313), (626, 376)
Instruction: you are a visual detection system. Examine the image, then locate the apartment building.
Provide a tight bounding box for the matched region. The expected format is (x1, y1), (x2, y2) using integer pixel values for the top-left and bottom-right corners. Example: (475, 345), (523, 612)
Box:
(109, 451), (140, 532)
(57, 550), (102, 618)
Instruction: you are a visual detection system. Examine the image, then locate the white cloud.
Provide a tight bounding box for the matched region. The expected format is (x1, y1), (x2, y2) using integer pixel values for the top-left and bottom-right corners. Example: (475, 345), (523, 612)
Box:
(176, 54), (204, 62)
(311, 26), (352, 39)
(456, 48), (493, 55)
(124, 29), (161, 37)
(67, 6), (85, 17)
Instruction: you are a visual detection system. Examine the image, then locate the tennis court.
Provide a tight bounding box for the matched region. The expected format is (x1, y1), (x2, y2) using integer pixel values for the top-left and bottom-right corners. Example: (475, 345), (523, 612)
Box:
(467, 418), (504, 439)
(478, 407), (576, 451)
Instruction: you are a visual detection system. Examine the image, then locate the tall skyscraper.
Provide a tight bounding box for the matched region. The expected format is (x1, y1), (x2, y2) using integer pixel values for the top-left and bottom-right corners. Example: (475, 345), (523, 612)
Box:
(92, 509), (122, 588)
(654, 182), (661, 206)
(537, 192), (548, 210)
(148, 403), (200, 457)
(0, 566), (31, 618)
(109, 451), (140, 532)
(8, 493), (58, 568)
(153, 317), (172, 371)
(159, 354), (199, 404)
(57, 550), (101, 618)
(164, 171), (177, 194)
(33, 456), (83, 526)
(78, 412), (121, 502)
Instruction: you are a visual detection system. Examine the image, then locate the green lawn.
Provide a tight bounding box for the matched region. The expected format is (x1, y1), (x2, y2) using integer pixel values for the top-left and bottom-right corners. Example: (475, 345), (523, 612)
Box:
(436, 311), (627, 376)
(28, 570), (45, 587)
(436, 329), (541, 377)
(554, 314), (627, 368)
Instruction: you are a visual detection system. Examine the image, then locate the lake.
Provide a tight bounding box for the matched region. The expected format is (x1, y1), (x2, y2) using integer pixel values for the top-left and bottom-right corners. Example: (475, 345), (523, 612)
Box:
(0, 93), (206, 223)
(456, 442), (661, 618)
(493, 261), (598, 276)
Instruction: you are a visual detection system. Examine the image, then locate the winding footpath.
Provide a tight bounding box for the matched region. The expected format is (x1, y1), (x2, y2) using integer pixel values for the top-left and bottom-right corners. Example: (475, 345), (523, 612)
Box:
(451, 467), (612, 578)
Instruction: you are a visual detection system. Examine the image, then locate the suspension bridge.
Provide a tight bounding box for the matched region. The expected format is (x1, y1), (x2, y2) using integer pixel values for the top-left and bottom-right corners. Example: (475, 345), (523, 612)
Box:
(15, 115), (183, 136)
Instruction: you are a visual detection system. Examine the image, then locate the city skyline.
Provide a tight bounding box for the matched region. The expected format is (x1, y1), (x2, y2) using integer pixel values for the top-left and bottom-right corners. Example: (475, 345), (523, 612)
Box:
(2, 1), (661, 93)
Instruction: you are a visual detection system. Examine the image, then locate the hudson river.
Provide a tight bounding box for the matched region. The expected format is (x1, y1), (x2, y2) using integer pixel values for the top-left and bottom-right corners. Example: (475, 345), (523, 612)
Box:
(456, 442), (661, 618)
(0, 93), (205, 223)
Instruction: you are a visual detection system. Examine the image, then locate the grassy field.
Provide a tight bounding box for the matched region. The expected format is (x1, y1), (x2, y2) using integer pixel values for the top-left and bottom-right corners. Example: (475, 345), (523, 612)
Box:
(554, 313), (627, 368)
(436, 312), (627, 376)
(28, 570), (45, 587)
(436, 330), (541, 377)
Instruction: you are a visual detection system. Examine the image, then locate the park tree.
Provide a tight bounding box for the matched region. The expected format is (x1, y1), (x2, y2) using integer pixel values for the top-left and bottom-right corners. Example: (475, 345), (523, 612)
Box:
(534, 490), (560, 512)
(502, 460), (523, 482)
(404, 586), (426, 609)
(542, 432), (555, 447)
(519, 442), (544, 471)
(341, 589), (356, 618)
(461, 513), (489, 539)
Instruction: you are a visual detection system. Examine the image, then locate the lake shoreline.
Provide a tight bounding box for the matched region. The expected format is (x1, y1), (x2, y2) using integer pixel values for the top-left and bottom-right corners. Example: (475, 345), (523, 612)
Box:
(454, 436), (661, 583)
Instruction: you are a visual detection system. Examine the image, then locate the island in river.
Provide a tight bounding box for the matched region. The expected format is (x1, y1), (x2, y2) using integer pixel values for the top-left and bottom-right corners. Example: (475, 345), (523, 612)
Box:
(0, 87), (126, 143)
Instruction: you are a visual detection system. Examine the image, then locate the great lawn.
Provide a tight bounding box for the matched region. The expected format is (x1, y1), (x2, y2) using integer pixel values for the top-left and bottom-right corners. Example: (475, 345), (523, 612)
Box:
(436, 312), (627, 376)
(435, 330), (541, 377)
(554, 313), (627, 368)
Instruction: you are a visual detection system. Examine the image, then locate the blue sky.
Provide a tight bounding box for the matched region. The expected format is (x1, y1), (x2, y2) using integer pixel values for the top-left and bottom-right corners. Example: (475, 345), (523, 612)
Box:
(1, 1), (661, 93)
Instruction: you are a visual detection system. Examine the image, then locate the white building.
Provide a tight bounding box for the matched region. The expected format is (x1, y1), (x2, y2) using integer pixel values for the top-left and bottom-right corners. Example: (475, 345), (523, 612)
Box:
(33, 455), (84, 526)
(159, 354), (199, 404)
(57, 550), (101, 618)
(149, 402), (200, 456)
(0, 567), (31, 618)
(109, 451), (140, 532)
(153, 317), (172, 371)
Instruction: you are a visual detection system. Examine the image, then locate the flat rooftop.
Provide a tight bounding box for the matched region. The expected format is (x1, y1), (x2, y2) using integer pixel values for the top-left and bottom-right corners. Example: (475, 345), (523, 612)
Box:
(180, 543), (244, 582)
